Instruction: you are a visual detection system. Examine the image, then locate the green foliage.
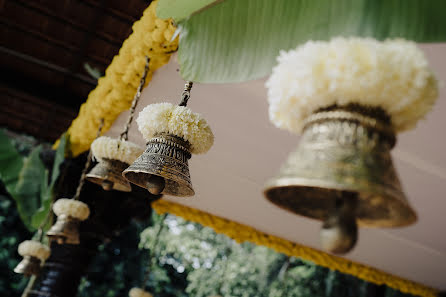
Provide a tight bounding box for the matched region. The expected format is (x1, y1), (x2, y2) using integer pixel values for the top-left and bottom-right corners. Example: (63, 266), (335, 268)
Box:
(140, 214), (417, 297)
(0, 132), (68, 232)
(31, 134), (68, 230)
(156, 0), (217, 22)
(78, 221), (149, 297)
(0, 192), (31, 297)
(0, 130), (24, 196)
(166, 0), (446, 83)
(13, 145), (46, 231)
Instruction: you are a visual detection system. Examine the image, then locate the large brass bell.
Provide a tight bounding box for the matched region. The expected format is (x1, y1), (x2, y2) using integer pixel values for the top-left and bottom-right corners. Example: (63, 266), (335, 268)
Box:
(86, 159), (132, 192)
(14, 256), (42, 276)
(123, 133), (194, 196)
(264, 104), (417, 253)
(46, 214), (81, 245)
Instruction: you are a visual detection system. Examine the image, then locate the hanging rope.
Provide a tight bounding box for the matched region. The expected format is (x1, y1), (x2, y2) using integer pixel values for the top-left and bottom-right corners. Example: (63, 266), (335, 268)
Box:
(120, 57), (150, 141)
(73, 118), (104, 200)
(142, 214), (168, 289)
(178, 81), (193, 107)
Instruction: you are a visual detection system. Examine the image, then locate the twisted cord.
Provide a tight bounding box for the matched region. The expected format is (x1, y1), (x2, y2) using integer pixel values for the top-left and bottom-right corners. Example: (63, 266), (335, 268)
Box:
(120, 57), (150, 141)
(178, 81), (193, 107)
(73, 119), (104, 200)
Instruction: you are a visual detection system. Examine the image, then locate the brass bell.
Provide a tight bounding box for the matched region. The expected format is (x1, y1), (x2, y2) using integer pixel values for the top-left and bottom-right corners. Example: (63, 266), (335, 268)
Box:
(46, 214), (81, 245)
(264, 104), (417, 253)
(14, 256), (41, 276)
(123, 133), (194, 196)
(86, 158), (132, 192)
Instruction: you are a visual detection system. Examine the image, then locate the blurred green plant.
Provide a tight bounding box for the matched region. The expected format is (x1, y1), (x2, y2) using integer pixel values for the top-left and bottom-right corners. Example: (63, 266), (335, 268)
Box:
(0, 130), (67, 232)
(140, 213), (417, 297)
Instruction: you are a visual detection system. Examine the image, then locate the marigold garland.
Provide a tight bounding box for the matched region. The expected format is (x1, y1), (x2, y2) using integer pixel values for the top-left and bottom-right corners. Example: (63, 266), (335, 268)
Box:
(152, 200), (438, 297)
(63, 0), (178, 156)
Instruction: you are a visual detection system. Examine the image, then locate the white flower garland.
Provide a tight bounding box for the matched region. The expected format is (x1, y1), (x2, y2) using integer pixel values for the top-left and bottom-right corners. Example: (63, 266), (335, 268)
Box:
(129, 288), (153, 297)
(53, 198), (90, 221)
(266, 37), (439, 133)
(137, 103), (214, 154)
(91, 136), (144, 165)
(18, 240), (51, 261)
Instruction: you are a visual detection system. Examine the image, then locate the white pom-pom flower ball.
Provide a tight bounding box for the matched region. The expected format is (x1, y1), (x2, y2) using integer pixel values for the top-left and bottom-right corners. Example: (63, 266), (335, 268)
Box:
(18, 240), (51, 261)
(53, 198), (90, 221)
(91, 136), (144, 165)
(137, 102), (214, 154)
(266, 37), (439, 133)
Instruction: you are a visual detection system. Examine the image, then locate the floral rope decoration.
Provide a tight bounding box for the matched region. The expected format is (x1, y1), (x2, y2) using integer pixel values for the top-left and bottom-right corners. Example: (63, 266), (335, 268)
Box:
(152, 200), (438, 297)
(63, 0), (178, 156)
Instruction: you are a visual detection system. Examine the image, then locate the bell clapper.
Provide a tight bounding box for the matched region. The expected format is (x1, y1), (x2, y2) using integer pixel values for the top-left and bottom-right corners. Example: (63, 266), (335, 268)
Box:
(320, 192), (358, 254)
(101, 180), (114, 191)
(146, 175), (165, 195)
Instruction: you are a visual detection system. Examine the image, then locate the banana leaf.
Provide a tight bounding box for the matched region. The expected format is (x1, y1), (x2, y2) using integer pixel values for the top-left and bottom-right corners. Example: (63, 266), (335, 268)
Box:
(31, 134), (68, 230)
(158, 0), (446, 83)
(13, 146), (45, 231)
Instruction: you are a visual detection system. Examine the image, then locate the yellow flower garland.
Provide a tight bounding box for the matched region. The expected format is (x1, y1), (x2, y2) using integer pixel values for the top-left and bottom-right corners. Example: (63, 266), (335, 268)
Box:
(152, 200), (438, 297)
(63, 2), (438, 296)
(63, 0), (178, 156)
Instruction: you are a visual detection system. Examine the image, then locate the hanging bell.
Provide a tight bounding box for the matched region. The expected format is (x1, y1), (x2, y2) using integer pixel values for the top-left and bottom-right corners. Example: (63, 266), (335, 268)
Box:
(264, 105), (417, 252)
(86, 158), (132, 192)
(14, 240), (50, 276)
(46, 214), (81, 245)
(123, 133), (194, 196)
(14, 256), (42, 276)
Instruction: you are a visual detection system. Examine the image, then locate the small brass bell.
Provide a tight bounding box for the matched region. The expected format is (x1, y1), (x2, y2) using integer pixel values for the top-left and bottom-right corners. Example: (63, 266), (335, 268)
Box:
(14, 256), (42, 276)
(123, 133), (194, 196)
(264, 104), (417, 254)
(46, 214), (81, 245)
(86, 159), (132, 192)
(15, 240), (50, 276)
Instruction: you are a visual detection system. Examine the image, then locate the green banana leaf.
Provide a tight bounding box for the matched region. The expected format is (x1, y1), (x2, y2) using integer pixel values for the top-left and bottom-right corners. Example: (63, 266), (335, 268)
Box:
(31, 134), (68, 230)
(156, 0), (218, 23)
(13, 146), (45, 231)
(160, 0), (446, 83)
(0, 130), (23, 195)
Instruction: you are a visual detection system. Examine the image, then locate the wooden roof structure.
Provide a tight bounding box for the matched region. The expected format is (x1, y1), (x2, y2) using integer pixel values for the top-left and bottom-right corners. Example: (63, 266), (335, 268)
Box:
(0, 0), (150, 140)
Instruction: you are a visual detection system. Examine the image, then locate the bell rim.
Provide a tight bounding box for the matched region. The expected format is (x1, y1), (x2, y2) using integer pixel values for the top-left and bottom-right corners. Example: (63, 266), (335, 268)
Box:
(122, 168), (195, 197)
(86, 174), (132, 192)
(46, 214), (81, 245)
(263, 176), (417, 228)
(14, 256), (41, 276)
(86, 159), (132, 192)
